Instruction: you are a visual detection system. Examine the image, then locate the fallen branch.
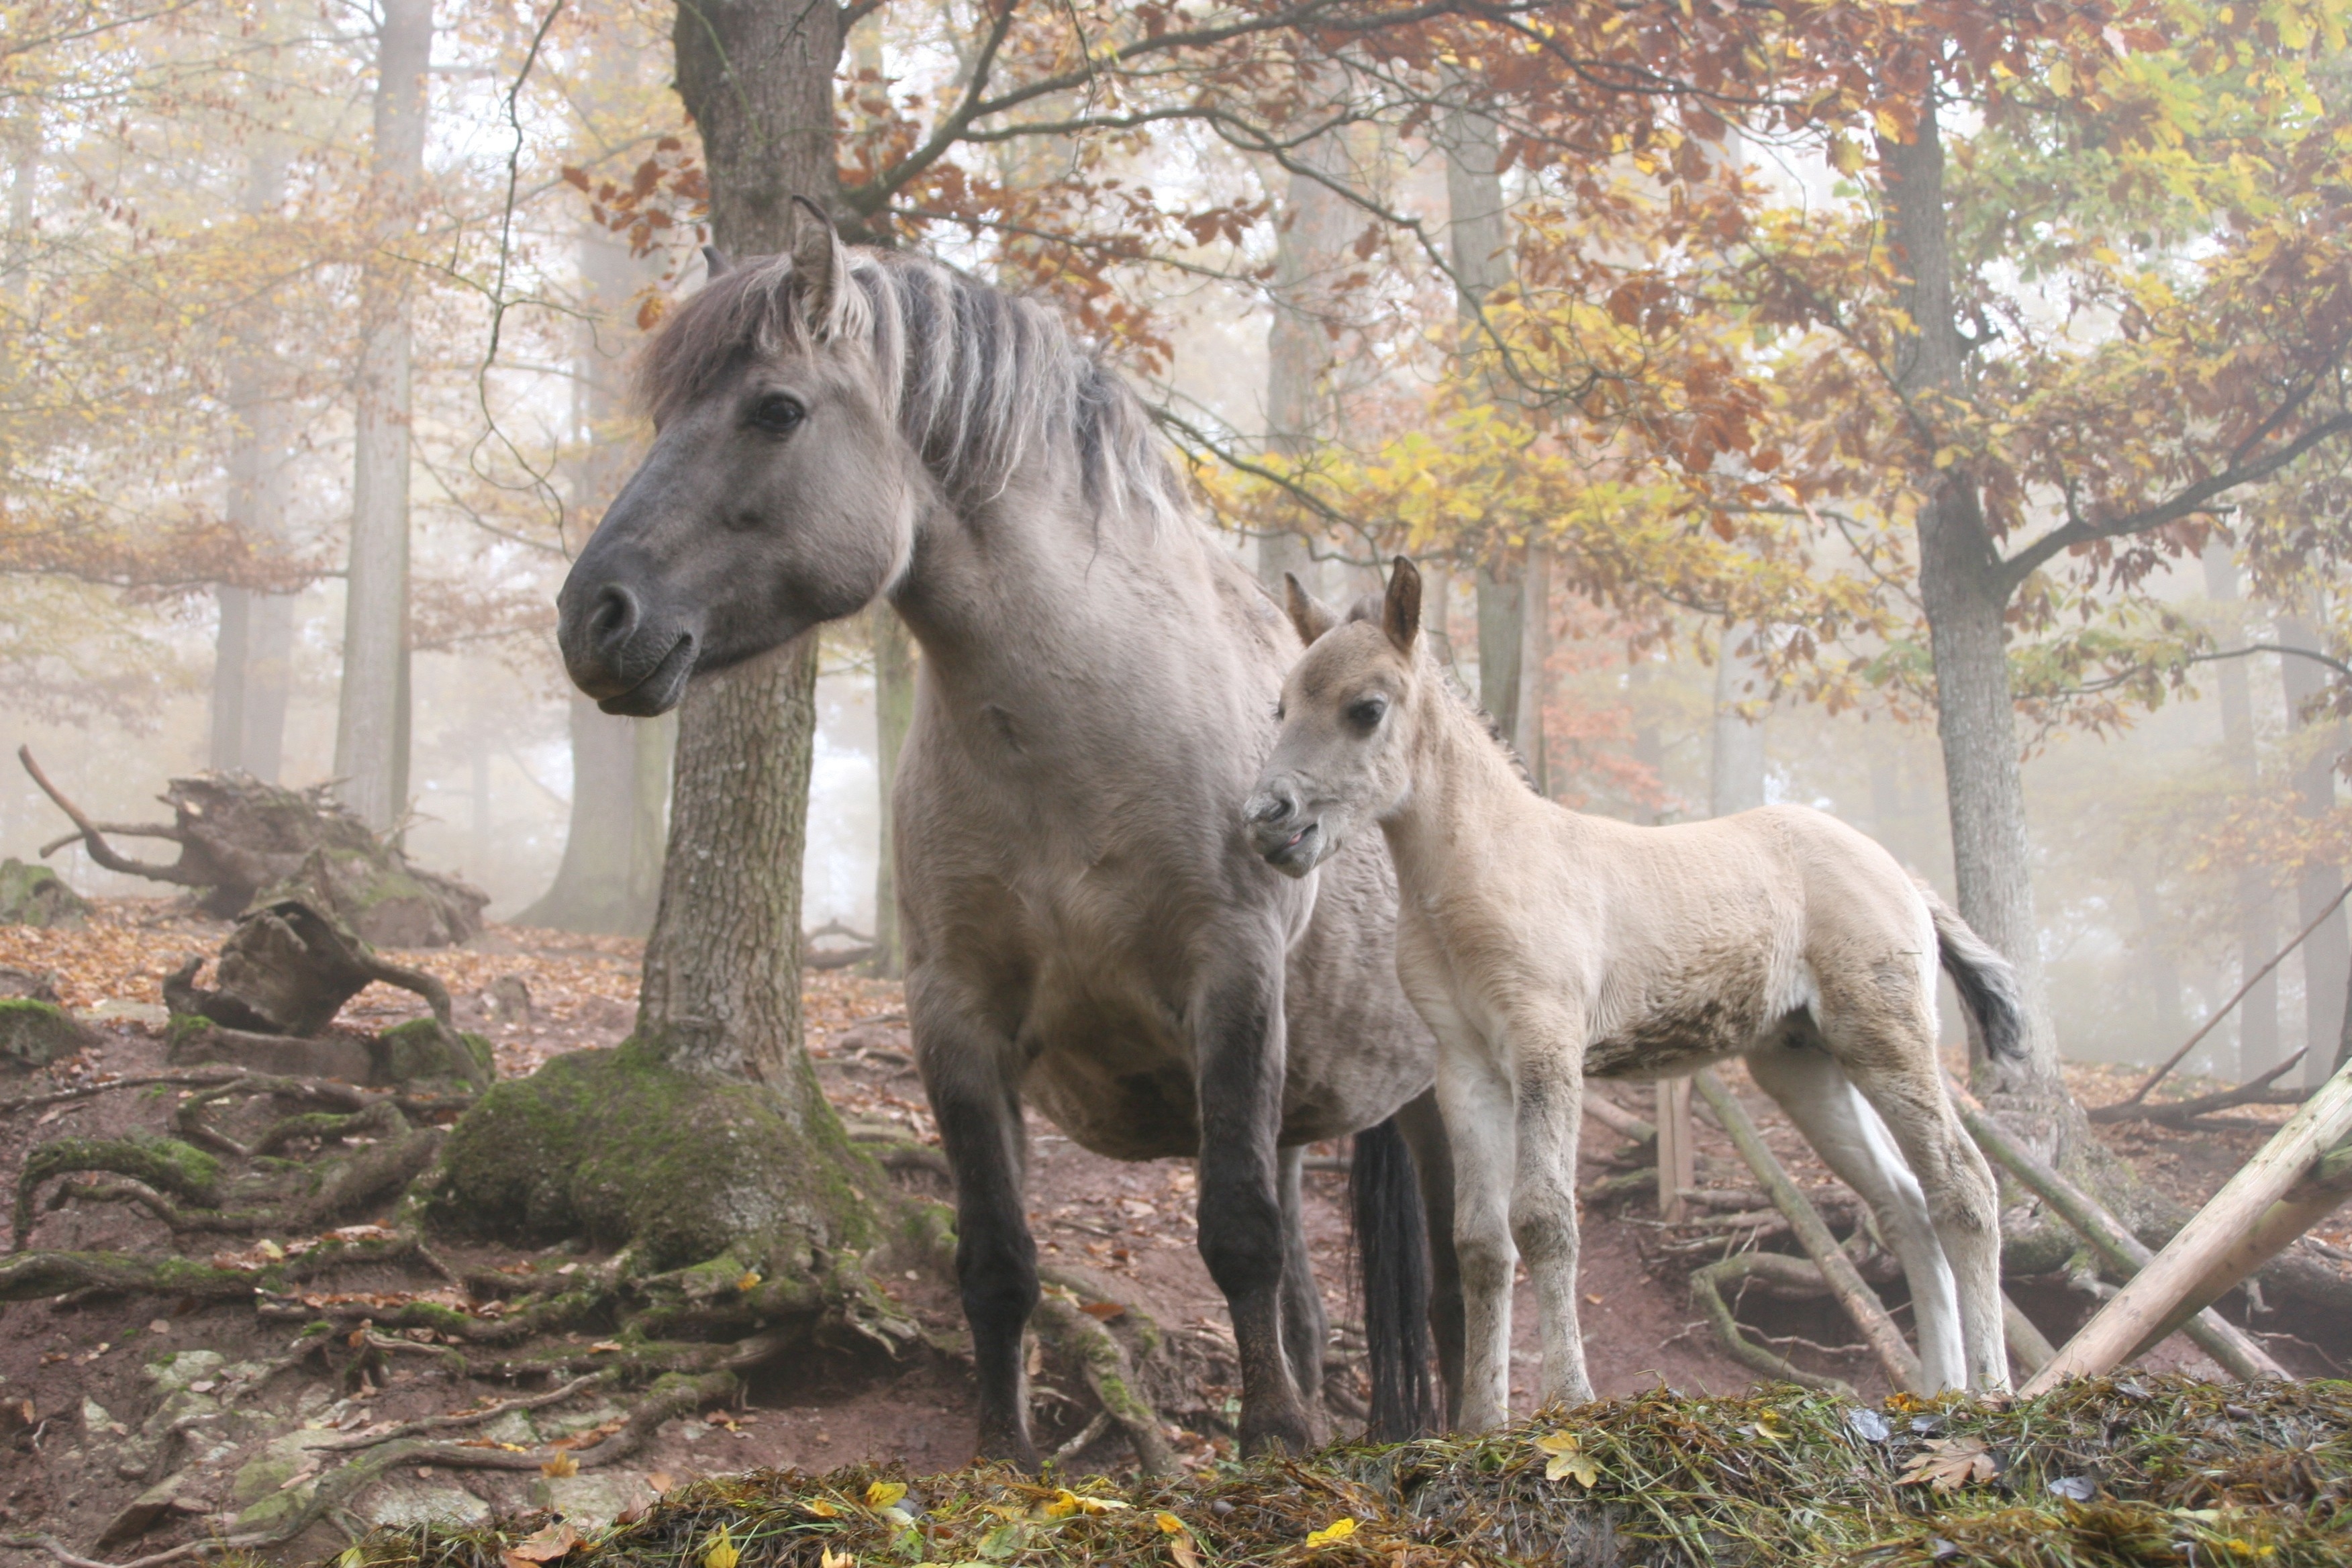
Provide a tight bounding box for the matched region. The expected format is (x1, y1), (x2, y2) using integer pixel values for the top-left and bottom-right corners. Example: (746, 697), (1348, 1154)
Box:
(1693, 1071), (1922, 1392)
(2108, 885), (2352, 1111)
(1687, 1250), (1857, 1396)
(1581, 1091), (1657, 1147)
(2090, 1049), (2310, 1126)
(0, 1071), (248, 1120)
(1949, 1084), (2287, 1383)
(2025, 1055), (2352, 1393)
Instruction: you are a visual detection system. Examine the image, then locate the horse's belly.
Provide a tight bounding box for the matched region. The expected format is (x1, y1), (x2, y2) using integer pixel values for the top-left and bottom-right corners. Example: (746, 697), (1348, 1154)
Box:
(1020, 993), (1202, 1162)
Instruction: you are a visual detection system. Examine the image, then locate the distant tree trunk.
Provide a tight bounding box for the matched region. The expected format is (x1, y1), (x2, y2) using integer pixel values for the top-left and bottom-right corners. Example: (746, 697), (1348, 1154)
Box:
(211, 148), (295, 781)
(870, 605), (913, 976)
(640, 0), (844, 1074)
(332, 0), (431, 832)
(1437, 93), (1525, 741)
(1516, 548), (1550, 793)
(1710, 624), (1767, 818)
(1259, 126), (1353, 593)
(2280, 609), (2349, 1085)
(2203, 540), (2277, 1076)
(1879, 95), (2071, 1146)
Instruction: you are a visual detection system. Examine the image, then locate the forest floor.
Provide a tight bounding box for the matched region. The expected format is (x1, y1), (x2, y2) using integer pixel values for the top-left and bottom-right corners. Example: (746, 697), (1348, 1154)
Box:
(0, 900), (2345, 1567)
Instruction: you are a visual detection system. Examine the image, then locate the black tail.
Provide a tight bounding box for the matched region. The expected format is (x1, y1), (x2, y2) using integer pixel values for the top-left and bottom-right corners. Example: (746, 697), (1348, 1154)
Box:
(1920, 883), (2028, 1061)
(1349, 1115), (1435, 1441)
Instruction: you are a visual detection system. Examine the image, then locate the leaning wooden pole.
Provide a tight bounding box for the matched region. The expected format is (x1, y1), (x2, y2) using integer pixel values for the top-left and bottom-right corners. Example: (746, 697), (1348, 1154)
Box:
(1949, 1086), (2284, 1382)
(2022, 1055), (2352, 1393)
(1693, 1070), (1922, 1392)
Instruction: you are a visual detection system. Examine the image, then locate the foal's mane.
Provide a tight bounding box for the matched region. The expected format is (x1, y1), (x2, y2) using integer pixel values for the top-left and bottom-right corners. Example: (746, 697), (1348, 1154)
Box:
(637, 248), (1186, 529)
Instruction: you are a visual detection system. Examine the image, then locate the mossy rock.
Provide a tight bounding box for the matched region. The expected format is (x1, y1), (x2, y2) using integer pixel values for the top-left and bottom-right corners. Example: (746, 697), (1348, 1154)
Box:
(0, 997), (97, 1070)
(372, 1019), (493, 1090)
(0, 858), (90, 929)
(426, 1042), (879, 1275)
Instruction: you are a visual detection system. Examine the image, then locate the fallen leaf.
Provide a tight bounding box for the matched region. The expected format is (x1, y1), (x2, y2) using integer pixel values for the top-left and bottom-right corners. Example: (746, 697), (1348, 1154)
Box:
(736, 1271), (763, 1292)
(1080, 1301), (1126, 1320)
(503, 1522), (581, 1567)
(590, 1340), (624, 1353)
(866, 1480), (908, 1510)
(1043, 1488), (1132, 1517)
(803, 1500), (841, 1518)
(820, 1548), (854, 1568)
(540, 1452), (579, 1478)
(704, 1526), (740, 1568)
(1898, 1437), (1998, 1493)
(1304, 1518), (1357, 1547)
(1534, 1430), (1598, 1485)
(1751, 1411), (1788, 1444)
(1155, 1514), (1186, 1535)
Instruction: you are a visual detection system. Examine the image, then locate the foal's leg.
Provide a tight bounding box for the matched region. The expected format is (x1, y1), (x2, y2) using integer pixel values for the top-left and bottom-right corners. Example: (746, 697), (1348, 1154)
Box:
(1193, 954), (1319, 1455)
(1503, 1008), (1596, 1409)
(1826, 1026), (2010, 1393)
(1276, 1144), (1328, 1408)
(1434, 1025), (1518, 1430)
(1395, 1087), (1467, 1426)
(1745, 1037), (1963, 1391)
(910, 966), (1040, 1466)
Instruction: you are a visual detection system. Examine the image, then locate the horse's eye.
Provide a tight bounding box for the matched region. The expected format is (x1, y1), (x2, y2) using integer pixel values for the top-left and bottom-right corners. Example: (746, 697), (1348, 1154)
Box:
(1346, 697), (1387, 731)
(750, 393), (805, 434)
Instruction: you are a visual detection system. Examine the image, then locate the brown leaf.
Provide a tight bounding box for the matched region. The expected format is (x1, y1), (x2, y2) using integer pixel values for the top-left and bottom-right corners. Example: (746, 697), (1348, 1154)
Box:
(504, 1522), (581, 1565)
(539, 1452), (579, 1478)
(1897, 1436), (1998, 1493)
(1080, 1300), (1126, 1320)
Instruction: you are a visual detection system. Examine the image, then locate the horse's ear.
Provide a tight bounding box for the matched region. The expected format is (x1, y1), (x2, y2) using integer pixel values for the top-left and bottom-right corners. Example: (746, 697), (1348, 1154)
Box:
(788, 195), (849, 338)
(1283, 572), (1338, 646)
(1382, 556), (1422, 655)
(701, 244), (732, 279)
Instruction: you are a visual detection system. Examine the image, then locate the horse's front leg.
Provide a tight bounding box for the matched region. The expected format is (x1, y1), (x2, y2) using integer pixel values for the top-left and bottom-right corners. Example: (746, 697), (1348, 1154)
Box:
(1435, 1025), (1518, 1431)
(1193, 952), (1319, 1455)
(1506, 1003), (1596, 1408)
(911, 965), (1040, 1468)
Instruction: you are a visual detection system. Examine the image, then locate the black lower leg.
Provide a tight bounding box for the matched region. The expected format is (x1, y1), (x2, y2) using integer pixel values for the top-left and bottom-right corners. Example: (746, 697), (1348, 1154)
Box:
(1398, 1087), (1466, 1427)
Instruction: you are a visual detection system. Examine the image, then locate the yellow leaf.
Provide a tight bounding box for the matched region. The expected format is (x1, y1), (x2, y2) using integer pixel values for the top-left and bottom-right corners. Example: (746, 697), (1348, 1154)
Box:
(736, 1271), (763, 1292)
(1044, 1489), (1130, 1516)
(1155, 1514), (1186, 1534)
(1753, 1412), (1788, 1444)
(539, 1453), (579, 1478)
(822, 1549), (854, 1568)
(1535, 1430), (1598, 1485)
(1304, 1518), (1357, 1547)
(866, 1481), (908, 1510)
(803, 1500), (841, 1518)
(704, 1528), (740, 1568)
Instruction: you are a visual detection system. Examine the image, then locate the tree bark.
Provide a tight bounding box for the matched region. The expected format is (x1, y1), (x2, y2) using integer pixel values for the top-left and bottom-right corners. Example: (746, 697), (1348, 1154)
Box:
(1516, 547), (1549, 793)
(2279, 609), (2349, 1083)
(332, 0), (431, 831)
(1879, 96), (2069, 1135)
(1258, 126), (1354, 593)
(2204, 540), (2277, 1076)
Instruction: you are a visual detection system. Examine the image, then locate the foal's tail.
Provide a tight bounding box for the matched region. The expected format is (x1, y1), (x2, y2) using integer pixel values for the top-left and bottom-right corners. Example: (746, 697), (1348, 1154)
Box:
(1918, 882), (2028, 1062)
(1350, 1116), (1436, 1440)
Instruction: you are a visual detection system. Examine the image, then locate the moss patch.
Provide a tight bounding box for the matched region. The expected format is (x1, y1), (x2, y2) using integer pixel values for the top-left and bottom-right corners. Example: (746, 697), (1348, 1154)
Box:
(0, 996), (95, 1069)
(426, 1042), (881, 1276)
(373, 1018), (493, 1089)
(340, 1376), (2352, 1568)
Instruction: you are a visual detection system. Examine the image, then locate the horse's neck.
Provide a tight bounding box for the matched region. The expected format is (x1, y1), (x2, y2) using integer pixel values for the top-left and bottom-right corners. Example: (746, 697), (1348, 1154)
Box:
(1382, 678), (1560, 897)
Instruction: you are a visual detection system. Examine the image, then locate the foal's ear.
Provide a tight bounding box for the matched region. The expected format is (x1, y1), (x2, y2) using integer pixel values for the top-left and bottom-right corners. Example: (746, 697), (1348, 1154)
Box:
(787, 195), (851, 339)
(701, 244), (733, 280)
(1382, 556), (1422, 654)
(1283, 572), (1338, 646)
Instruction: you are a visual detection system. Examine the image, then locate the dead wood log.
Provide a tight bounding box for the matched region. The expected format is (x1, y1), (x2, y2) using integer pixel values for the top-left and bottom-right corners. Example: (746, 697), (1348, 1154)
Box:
(2024, 1054), (2352, 1393)
(1951, 1086), (2288, 1383)
(1693, 1069), (1923, 1392)
(19, 747), (485, 944)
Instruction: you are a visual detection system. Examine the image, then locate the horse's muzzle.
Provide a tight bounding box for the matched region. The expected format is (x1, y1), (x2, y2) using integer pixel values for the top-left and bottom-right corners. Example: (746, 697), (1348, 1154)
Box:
(557, 558), (705, 715)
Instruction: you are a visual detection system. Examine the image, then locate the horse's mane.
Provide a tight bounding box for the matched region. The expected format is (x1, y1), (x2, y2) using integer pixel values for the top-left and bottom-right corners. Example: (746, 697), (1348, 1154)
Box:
(636, 248), (1186, 530)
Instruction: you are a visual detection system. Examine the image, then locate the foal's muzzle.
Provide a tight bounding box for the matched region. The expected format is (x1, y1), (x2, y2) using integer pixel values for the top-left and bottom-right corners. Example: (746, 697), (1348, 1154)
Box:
(1246, 782), (1324, 877)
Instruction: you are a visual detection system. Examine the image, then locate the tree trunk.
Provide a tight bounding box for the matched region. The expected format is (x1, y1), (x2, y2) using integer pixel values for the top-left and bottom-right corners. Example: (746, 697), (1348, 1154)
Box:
(212, 148), (295, 781)
(870, 604), (913, 977)
(518, 696), (672, 934)
(2280, 609), (2349, 1083)
(332, 0), (431, 832)
(2204, 540), (2277, 1076)
(1516, 548), (1550, 793)
(1878, 96), (2069, 1136)
(1258, 126), (1354, 593)
(1710, 624), (1768, 818)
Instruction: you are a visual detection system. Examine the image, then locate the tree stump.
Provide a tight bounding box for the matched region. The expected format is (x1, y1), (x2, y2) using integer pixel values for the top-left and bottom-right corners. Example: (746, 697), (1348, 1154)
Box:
(0, 858), (90, 929)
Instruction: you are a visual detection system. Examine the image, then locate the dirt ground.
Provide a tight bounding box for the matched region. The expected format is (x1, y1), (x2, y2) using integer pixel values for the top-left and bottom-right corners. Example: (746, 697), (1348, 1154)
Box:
(0, 900), (2345, 1563)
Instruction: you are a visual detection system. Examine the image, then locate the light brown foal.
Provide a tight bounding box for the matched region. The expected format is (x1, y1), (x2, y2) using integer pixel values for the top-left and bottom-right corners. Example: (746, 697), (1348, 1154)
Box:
(1246, 558), (2022, 1426)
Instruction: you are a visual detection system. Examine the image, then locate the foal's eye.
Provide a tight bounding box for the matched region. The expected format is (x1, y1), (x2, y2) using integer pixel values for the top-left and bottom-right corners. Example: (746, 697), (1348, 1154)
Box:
(1346, 696), (1387, 731)
(750, 393), (805, 434)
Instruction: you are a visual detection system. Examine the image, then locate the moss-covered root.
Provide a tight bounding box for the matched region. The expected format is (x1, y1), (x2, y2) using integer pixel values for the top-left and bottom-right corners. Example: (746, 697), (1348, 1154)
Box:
(1688, 1251), (1860, 1398)
(13, 1134), (220, 1248)
(1034, 1285), (1179, 1478)
(426, 1041), (881, 1279)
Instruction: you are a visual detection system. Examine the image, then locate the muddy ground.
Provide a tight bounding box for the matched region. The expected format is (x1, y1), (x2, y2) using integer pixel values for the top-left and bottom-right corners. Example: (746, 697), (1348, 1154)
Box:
(0, 901), (2344, 1563)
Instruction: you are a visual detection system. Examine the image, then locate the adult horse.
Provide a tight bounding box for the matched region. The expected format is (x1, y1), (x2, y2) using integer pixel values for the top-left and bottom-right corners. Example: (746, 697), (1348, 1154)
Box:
(554, 203), (1458, 1464)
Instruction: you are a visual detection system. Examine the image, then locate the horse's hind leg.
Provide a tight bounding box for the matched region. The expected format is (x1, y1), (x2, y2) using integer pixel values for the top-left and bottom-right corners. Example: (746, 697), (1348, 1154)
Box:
(912, 967), (1041, 1467)
(1396, 1087), (1466, 1427)
(1277, 1145), (1327, 1407)
(1745, 1035), (1964, 1391)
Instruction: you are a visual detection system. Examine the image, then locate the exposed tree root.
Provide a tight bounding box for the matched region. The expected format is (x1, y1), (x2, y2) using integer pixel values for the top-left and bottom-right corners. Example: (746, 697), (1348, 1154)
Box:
(1688, 1251), (1859, 1397)
(1034, 1279), (1178, 1479)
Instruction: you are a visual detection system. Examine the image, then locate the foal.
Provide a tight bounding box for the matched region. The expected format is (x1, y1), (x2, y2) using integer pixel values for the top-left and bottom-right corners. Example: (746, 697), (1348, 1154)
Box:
(1247, 559), (2021, 1424)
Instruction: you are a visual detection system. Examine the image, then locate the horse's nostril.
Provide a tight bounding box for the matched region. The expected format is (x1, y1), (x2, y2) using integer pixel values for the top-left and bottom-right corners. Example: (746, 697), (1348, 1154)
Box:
(589, 584), (640, 649)
(1253, 791), (1295, 826)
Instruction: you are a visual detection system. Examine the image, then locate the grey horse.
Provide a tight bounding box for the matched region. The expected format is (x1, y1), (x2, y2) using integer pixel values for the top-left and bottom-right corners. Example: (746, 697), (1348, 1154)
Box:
(554, 201), (1461, 1463)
